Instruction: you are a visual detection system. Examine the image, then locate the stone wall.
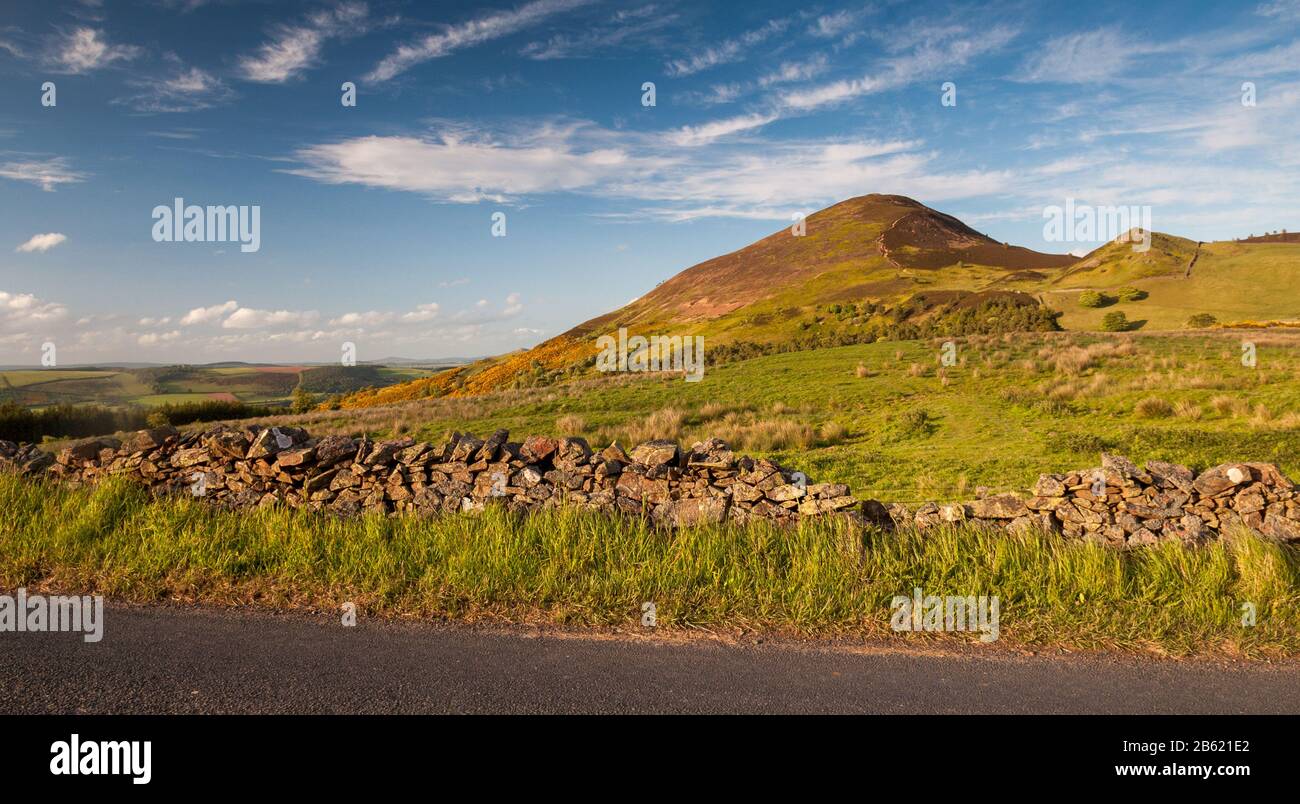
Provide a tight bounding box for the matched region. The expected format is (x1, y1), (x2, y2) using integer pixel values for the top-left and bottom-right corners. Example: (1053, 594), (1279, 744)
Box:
(1, 424), (1297, 545)
(889, 453), (1300, 546)
(0, 425), (860, 529)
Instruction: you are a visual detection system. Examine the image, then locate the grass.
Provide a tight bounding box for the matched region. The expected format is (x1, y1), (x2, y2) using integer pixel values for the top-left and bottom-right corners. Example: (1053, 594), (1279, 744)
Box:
(2, 473), (1296, 658)
(226, 330), (1300, 505)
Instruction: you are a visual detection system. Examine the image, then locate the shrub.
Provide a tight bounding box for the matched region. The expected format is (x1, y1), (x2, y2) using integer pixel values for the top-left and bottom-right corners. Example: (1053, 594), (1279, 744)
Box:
(1134, 396), (1174, 418)
(1101, 311), (1129, 332)
(1186, 313), (1218, 329)
(1174, 400), (1203, 420)
(555, 413), (588, 435)
(818, 420), (847, 444)
(1078, 291), (1108, 308)
(1115, 286), (1147, 302)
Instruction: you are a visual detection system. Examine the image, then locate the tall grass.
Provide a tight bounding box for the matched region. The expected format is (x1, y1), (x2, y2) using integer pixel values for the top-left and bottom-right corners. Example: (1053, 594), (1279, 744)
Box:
(1, 474), (1296, 657)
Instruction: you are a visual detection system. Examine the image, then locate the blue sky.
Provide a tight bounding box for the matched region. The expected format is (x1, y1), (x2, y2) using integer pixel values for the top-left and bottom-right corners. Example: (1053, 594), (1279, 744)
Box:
(1, 0), (1298, 364)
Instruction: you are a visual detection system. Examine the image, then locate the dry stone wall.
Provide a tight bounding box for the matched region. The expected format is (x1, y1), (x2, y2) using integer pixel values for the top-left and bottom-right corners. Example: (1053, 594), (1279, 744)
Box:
(2, 425), (1298, 546)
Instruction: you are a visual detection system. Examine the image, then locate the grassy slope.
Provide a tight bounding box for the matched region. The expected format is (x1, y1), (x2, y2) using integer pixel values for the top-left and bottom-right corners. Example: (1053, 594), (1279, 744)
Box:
(248, 331), (1300, 505)
(1052, 242), (1300, 330)
(3, 473), (1296, 656)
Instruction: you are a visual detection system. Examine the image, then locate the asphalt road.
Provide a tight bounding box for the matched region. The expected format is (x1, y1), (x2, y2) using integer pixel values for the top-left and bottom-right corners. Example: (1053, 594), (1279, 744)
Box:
(2, 604), (1296, 714)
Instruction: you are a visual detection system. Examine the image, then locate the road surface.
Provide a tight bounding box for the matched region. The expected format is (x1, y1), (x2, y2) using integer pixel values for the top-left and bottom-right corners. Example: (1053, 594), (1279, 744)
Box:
(2, 604), (1295, 714)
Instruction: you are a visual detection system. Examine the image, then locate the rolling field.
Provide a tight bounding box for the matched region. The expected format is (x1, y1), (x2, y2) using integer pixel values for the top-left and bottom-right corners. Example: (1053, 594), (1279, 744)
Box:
(0, 363), (441, 411)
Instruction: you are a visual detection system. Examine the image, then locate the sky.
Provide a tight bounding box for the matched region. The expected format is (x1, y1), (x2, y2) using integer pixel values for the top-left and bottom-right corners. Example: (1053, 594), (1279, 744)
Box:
(1, 0), (1299, 365)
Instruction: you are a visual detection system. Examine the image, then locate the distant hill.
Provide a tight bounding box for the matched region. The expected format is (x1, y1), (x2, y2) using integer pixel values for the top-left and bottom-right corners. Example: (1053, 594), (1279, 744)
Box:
(1236, 231), (1300, 244)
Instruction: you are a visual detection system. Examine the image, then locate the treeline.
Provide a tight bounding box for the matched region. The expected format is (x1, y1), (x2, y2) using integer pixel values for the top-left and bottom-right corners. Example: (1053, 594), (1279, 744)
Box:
(0, 399), (274, 444)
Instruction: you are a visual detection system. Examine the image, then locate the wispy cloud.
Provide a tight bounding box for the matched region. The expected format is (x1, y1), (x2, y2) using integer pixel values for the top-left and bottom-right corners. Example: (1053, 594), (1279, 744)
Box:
(287, 122), (651, 203)
(668, 112), (777, 146)
(368, 0), (592, 82)
(758, 54), (829, 87)
(288, 117), (1003, 221)
(15, 233), (67, 253)
(807, 8), (868, 40)
(520, 4), (676, 60)
(780, 24), (1017, 110)
(0, 157), (88, 191)
(116, 60), (233, 112)
(1015, 28), (1156, 84)
(45, 27), (140, 73)
(664, 17), (788, 77)
(1257, 0), (1300, 21)
(238, 1), (369, 83)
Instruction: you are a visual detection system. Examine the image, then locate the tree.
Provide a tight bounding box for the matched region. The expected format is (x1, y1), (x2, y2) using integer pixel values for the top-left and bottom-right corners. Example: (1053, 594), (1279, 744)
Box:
(1101, 311), (1129, 332)
(291, 386), (316, 413)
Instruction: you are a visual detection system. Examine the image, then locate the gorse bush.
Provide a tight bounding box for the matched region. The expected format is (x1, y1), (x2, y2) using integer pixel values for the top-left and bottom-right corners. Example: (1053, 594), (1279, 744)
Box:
(1078, 291), (1109, 308)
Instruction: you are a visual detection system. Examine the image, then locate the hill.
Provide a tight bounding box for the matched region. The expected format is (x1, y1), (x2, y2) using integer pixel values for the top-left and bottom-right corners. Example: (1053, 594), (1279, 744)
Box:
(335, 195), (1300, 409)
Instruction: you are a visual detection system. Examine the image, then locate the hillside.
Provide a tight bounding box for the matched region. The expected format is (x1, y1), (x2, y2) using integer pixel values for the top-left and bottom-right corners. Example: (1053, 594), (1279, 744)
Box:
(335, 195), (1300, 409)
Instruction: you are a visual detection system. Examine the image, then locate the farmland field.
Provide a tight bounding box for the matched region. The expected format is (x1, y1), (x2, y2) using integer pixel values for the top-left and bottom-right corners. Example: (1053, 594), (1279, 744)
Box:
(0, 363), (443, 412)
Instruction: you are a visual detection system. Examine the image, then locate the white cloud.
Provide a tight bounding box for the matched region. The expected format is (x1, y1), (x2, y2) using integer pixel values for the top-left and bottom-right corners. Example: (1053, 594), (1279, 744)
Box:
(807, 9), (865, 39)
(46, 27), (140, 74)
(368, 0), (593, 82)
(0, 158), (88, 191)
(668, 113), (777, 146)
(288, 123), (647, 203)
(520, 3), (676, 60)
(179, 300), (237, 326)
(400, 302), (441, 322)
(1257, 0), (1300, 21)
(329, 310), (395, 327)
(781, 25), (1017, 111)
(665, 18), (788, 77)
(137, 329), (181, 346)
(758, 54), (829, 87)
(15, 232), (67, 253)
(222, 307), (320, 329)
(0, 290), (68, 331)
(290, 116), (1008, 220)
(239, 1), (369, 83)
(1016, 28), (1149, 84)
(118, 64), (233, 112)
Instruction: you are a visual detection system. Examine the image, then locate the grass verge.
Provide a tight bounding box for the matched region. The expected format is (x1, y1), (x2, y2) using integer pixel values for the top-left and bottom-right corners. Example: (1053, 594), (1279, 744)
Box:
(1, 473), (1297, 658)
